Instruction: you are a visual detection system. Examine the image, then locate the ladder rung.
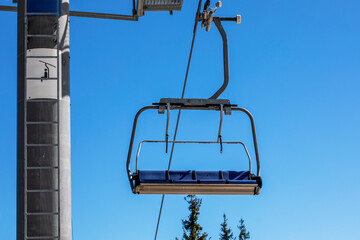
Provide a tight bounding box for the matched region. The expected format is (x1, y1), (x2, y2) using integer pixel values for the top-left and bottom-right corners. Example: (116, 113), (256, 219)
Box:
(26, 99), (58, 103)
(26, 166), (59, 170)
(26, 56), (58, 59)
(26, 121), (58, 125)
(26, 212), (59, 216)
(26, 189), (59, 193)
(26, 144), (59, 147)
(27, 34), (57, 38)
(26, 12), (59, 16)
(26, 78), (58, 80)
(26, 236), (59, 240)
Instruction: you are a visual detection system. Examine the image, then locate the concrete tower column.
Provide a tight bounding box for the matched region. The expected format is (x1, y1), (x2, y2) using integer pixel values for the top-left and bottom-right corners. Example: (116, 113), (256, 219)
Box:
(17, 0), (71, 239)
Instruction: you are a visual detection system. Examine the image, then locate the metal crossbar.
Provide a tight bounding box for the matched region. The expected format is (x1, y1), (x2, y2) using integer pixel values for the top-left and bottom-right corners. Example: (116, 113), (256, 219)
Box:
(0, 5), (139, 21)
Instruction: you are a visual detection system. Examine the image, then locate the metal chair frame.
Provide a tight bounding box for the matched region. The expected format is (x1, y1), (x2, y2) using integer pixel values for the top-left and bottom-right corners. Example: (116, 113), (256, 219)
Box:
(126, 101), (261, 194)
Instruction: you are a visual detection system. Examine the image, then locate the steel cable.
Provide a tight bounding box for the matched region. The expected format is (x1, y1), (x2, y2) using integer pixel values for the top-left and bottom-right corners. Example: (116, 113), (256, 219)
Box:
(154, 1), (203, 239)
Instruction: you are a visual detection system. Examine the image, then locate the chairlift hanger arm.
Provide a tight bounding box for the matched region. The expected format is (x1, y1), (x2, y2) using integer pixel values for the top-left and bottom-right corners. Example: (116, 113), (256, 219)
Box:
(195, 2), (241, 99)
(209, 17), (229, 99)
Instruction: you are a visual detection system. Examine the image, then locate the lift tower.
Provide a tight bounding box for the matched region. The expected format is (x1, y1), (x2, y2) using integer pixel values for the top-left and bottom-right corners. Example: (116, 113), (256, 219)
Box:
(0, 0), (187, 239)
(17, 0), (71, 239)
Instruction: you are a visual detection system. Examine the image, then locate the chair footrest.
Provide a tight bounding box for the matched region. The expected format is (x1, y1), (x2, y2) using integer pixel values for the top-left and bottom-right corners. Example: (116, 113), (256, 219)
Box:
(134, 183), (260, 195)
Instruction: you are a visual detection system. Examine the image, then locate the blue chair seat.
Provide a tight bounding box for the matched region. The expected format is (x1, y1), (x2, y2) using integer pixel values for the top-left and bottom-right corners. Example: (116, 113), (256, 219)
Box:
(137, 170), (257, 185)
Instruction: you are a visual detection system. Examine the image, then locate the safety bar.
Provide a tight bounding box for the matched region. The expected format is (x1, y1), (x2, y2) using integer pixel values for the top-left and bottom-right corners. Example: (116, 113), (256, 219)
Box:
(126, 105), (261, 190)
(135, 140), (252, 173)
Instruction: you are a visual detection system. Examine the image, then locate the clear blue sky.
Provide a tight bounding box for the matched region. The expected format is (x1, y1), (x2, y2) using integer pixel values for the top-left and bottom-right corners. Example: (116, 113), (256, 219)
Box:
(1, 0), (360, 239)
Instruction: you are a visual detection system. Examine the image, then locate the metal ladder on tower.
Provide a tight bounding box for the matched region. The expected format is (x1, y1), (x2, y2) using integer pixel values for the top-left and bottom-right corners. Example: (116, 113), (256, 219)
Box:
(24, 0), (61, 239)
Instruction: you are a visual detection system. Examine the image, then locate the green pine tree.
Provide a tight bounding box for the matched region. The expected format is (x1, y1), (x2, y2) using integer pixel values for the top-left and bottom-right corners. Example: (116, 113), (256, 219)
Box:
(177, 195), (209, 240)
(219, 214), (234, 240)
(237, 219), (250, 240)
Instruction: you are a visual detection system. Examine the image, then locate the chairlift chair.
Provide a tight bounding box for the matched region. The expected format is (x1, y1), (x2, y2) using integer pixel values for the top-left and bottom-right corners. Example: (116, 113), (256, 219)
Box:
(126, 1), (262, 195)
(126, 99), (262, 195)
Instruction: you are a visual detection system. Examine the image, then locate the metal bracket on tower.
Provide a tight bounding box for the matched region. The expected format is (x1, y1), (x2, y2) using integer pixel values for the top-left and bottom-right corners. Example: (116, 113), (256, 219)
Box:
(2, 0), (186, 21)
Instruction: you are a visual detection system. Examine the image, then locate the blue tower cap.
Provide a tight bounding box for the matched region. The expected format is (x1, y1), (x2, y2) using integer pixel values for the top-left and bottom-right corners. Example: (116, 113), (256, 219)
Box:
(27, 0), (61, 15)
